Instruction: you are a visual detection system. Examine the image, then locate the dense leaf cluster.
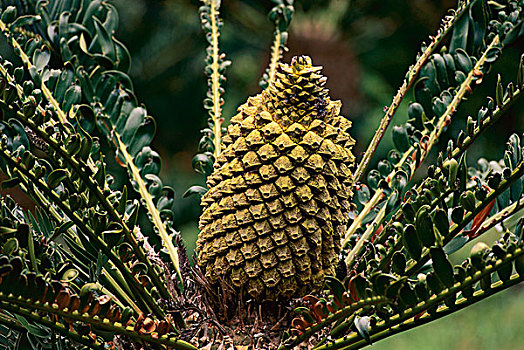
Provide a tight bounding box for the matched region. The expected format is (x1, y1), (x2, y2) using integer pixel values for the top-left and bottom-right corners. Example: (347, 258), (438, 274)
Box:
(0, 0), (521, 349)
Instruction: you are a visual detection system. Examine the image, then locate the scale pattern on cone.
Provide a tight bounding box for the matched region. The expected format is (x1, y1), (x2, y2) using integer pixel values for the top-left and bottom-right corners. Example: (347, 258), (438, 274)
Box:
(197, 56), (355, 300)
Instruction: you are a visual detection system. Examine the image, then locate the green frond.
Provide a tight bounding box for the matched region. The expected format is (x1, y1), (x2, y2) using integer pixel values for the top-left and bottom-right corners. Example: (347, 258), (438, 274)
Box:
(0, 55), (173, 317)
(3, 0), (186, 292)
(0, 0), (522, 349)
(0, 0), (189, 339)
(259, 0), (294, 90)
(344, 32), (503, 262)
(195, 0), (229, 171)
(344, 0), (523, 260)
(353, 0), (477, 183)
(285, 1), (524, 348)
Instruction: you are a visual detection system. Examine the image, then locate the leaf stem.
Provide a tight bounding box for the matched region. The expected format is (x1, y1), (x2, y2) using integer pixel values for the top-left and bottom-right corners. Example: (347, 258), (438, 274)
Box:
(0, 293), (198, 350)
(317, 271), (523, 350)
(115, 133), (184, 290)
(0, 300), (104, 349)
(353, 0), (474, 183)
(278, 297), (389, 350)
(0, 147), (167, 319)
(316, 248), (524, 349)
(267, 29), (282, 88)
(207, 0), (224, 160)
(0, 16), (183, 301)
(405, 159), (524, 276)
(0, 19), (66, 123)
(344, 34), (500, 268)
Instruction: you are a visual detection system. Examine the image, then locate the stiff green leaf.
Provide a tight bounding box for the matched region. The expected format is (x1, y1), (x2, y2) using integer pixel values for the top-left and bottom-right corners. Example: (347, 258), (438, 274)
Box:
(391, 170), (408, 192)
(391, 251), (406, 275)
(1, 177), (20, 189)
(102, 3), (119, 34)
(0, 227), (17, 235)
(33, 48), (51, 72)
(403, 224), (422, 261)
(14, 315), (50, 338)
(460, 191), (476, 212)
(420, 60), (440, 95)
(515, 254), (524, 276)
(118, 243), (134, 262)
(104, 228), (123, 247)
(408, 102), (426, 127)
(372, 273), (397, 296)
(51, 221), (75, 240)
(79, 33), (89, 54)
(432, 54), (450, 89)
(426, 272), (443, 295)
(392, 125), (410, 152)
(354, 316), (371, 344)
(125, 201), (140, 228)
(401, 202), (416, 223)
(94, 164), (105, 186)
(145, 174), (163, 198)
(33, 208), (52, 238)
(433, 209), (449, 238)
(449, 9), (469, 52)
(10, 15), (41, 28)
(75, 104), (96, 133)
(485, 47), (502, 63)
(192, 153), (214, 176)
(470, 242), (489, 270)
(399, 284), (418, 307)
(128, 117), (155, 156)
(351, 275), (368, 300)
(415, 205), (436, 248)
(1, 6), (17, 24)
(294, 307), (316, 324)
(62, 85), (82, 113)
(451, 206), (465, 224)
(3, 237), (19, 255)
(444, 158), (459, 185)
(469, 0), (488, 53)
(103, 70), (133, 91)
(114, 37), (131, 73)
(8, 119), (30, 152)
(47, 169), (68, 188)
(356, 184), (371, 205)
(61, 268), (79, 283)
(453, 48), (473, 73)
(496, 74), (504, 106)
(325, 276), (345, 307)
(54, 68), (75, 103)
(92, 17), (116, 62)
(430, 247), (454, 288)
(183, 185), (208, 198)
(157, 187), (175, 211)
(117, 186), (128, 215)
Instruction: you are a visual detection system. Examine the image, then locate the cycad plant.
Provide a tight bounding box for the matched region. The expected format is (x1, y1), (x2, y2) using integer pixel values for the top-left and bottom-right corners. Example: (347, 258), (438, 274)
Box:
(0, 0), (522, 349)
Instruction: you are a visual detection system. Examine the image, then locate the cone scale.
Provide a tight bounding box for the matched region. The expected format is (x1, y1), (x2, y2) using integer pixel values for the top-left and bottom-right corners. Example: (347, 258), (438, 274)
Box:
(197, 56), (355, 301)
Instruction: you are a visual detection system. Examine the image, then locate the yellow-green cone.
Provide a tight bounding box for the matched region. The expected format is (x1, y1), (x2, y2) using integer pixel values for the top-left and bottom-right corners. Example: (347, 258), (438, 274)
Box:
(197, 56), (355, 300)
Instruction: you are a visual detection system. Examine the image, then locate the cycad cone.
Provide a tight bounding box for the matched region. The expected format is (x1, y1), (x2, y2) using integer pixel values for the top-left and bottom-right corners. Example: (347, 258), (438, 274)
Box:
(197, 56), (355, 301)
